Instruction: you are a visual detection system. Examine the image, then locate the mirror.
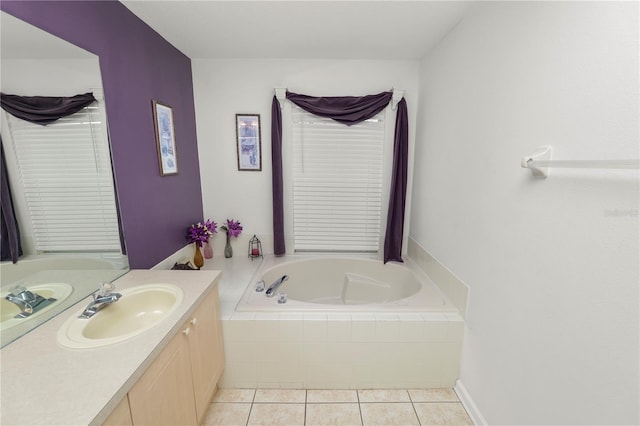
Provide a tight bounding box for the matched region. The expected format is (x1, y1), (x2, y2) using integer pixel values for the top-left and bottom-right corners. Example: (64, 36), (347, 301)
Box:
(0, 12), (129, 348)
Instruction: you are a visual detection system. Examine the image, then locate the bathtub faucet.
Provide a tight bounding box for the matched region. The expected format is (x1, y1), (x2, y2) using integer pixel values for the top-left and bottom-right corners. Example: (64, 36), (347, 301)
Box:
(78, 282), (122, 319)
(5, 285), (57, 318)
(265, 275), (289, 298)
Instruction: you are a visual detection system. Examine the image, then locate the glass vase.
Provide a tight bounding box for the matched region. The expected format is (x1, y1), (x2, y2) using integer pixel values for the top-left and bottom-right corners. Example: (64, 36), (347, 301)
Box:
(193, 244), (204, 268)
(203, 240), (213, 259)
(224, 234), (233, 258)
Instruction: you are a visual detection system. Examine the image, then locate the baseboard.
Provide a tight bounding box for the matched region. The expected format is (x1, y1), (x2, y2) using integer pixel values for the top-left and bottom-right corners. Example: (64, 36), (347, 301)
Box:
(454, 379), (487, 426)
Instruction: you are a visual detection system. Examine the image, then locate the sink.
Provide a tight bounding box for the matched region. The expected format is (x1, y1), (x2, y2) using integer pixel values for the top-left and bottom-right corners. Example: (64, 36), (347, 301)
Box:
(1, 283), (73, 331)
(57, 283), (183, 349)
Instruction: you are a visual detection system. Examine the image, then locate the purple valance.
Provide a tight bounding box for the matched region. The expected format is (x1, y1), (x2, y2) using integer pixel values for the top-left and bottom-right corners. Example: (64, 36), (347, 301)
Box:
(272, 91), (408, 263)
(286, 91), (393, 126)
(0, 92), (96, 125)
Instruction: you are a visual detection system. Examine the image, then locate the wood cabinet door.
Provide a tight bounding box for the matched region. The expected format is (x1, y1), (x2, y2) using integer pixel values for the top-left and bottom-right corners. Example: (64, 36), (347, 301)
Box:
(102, 396), (133, 426)
(128, 330), (197, 426)
(188, 287), (225, 423)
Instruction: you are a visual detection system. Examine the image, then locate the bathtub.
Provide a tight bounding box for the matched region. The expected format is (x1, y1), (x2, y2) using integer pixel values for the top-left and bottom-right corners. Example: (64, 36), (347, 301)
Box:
(0, 254), (128, 285)
(236, 255), (458, 313)
(221, 254), (464, 389)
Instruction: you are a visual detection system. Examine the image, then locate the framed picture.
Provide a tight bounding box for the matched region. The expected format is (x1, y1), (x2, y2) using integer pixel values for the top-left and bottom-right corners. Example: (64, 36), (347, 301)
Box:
(153, 100), (178, 176)
(235, 114), (262, 171)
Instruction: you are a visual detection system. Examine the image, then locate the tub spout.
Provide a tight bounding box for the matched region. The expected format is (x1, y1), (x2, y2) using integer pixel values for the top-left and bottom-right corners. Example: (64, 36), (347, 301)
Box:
(266, 275), (289, 298)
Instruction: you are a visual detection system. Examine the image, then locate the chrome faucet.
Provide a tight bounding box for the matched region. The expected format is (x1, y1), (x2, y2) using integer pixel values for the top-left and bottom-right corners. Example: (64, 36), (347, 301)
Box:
(265, 275), (289, 298)
(78, 282), (122, 319)
(5, 285), (57, 318)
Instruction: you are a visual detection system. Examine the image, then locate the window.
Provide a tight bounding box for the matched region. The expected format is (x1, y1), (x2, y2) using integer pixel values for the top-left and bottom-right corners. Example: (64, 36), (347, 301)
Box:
(291, 106), (385, 252)
(4, 98), (121, 252)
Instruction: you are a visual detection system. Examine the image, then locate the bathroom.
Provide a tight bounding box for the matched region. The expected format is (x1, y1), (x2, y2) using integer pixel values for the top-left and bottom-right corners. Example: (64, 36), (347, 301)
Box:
(1, 1), (638, 425)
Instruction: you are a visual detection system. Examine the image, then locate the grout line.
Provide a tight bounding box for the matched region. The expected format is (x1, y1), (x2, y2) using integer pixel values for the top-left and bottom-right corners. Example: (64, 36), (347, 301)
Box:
(411, 400), (422, 426)
(357, 390), (364, 426)
(245, 389), (256, 426)
(304, 390), (307, 426)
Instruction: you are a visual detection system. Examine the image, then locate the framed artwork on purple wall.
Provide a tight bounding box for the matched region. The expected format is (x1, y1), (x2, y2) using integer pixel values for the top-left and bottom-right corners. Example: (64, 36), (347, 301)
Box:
(153, 100), (178, 176)
(235, 114), (262, 171)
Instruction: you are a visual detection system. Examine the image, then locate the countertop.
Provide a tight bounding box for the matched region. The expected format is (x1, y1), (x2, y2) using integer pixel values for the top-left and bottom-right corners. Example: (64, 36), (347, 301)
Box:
(0, 269), (221, 426)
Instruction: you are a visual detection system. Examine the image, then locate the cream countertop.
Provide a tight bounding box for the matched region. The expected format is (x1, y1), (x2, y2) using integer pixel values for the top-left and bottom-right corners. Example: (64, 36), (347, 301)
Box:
(0, 269), (221, 426)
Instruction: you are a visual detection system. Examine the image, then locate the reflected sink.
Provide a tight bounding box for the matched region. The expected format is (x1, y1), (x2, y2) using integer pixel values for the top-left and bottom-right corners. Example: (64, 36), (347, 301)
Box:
(1, 283), (73, 331)
(57, 284), (183, 349)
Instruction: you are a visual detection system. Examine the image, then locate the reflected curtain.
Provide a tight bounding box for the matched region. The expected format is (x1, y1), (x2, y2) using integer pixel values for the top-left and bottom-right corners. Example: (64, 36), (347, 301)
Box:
(271, 91), (408, 263)
(0, 92), (98, 262)
(1, 136), (22, 262)
(0, 92), (96, 125)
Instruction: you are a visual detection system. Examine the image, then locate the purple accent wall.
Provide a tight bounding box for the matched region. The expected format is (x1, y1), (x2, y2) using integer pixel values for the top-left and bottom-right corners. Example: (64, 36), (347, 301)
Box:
(1, 1), (204, 268)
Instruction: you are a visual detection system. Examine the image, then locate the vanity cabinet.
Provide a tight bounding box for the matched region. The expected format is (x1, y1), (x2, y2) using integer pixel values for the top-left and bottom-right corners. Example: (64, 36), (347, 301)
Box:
(122, 285), (224, 426)
(187, 285), (224, 422)
(102, 397), (133, 426)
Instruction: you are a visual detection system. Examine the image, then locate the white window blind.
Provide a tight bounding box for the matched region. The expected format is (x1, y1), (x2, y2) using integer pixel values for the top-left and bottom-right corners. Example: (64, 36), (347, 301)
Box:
(5, 101), (122, 252)
(291, 106), (385, 252)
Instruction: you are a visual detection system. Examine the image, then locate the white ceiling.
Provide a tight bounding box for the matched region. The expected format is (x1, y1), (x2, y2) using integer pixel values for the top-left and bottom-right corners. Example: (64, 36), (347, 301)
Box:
(120, 1), (472, 60)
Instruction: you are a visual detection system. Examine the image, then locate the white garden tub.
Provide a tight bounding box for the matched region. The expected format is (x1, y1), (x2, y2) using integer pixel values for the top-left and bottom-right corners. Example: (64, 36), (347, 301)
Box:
(236, 255), (457, 313)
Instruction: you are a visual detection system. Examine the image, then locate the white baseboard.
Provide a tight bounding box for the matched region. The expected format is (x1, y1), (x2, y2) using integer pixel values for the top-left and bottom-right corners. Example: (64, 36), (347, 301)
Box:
(455, 379), (487, 426)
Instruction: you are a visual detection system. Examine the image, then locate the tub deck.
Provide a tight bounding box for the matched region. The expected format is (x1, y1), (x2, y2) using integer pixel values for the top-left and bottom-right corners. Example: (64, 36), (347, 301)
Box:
(200, 254), (464, 389)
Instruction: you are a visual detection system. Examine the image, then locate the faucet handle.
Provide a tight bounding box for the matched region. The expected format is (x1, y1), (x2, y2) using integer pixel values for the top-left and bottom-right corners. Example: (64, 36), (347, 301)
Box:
(8, 284), (28, 296)
(97, 282), (115, 297)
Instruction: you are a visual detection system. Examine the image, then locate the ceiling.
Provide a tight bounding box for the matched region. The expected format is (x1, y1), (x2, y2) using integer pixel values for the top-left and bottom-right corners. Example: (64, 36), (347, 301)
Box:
(120, 1), (472, 60)
(1, 11), (96, 59)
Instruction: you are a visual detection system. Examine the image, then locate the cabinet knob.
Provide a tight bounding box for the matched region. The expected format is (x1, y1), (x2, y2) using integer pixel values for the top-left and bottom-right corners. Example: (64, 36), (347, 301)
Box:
(182, 327), (191, 336)
(189, 318), (198, 326)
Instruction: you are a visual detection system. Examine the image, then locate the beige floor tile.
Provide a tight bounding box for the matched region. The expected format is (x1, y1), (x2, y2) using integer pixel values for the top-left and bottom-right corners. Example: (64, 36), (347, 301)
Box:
(413, 402), (473, 426)
(247, 403), (306, 426)
(306, 403), (363, 426)
(202, 402), (252, 426)
(307, 389), (359, 403)
(360, 403), (419, 426)
(408, 388), (459, 402)
(213, 388), (256, 403)
(254, 388), (306, 403)
(357, 389), (411, 403)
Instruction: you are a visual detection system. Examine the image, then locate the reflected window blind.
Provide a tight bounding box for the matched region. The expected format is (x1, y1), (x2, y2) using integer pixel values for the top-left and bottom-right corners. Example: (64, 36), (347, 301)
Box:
(5, 103), (121, 252)
(291, 106), (385, 252)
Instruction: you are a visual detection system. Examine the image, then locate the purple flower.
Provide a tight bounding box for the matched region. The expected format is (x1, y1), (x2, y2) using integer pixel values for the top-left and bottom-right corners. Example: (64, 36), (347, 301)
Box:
(221, 219), (243, 238)
(204, 219), (218, 235)
(187, 219), (217, 246)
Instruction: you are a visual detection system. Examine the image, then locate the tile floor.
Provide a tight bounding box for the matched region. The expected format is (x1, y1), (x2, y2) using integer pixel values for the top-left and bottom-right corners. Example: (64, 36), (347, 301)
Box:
(203, 388), (474, 426)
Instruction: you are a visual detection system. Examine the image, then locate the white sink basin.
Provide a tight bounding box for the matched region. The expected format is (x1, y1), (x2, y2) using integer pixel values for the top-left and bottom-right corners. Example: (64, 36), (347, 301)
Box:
(57, 284), (183, 349)
(1, 283), (73, 331)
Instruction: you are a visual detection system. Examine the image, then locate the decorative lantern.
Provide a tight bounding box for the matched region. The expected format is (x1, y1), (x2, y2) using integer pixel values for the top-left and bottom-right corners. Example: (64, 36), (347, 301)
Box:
(248, 234), (263, 260)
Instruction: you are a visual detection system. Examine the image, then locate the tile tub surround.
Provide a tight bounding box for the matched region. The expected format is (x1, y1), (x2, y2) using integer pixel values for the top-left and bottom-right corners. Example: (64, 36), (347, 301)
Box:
(408, 238), (469, 319)
(219, 312), (463, 389)
(0, 269), (222, 426)
(202, 388), (473, 425)
(196, 255), (464, 389)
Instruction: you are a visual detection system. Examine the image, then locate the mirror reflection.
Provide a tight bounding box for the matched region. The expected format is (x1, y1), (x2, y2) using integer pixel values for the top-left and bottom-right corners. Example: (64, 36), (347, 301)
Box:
(0, 12), (129, 348)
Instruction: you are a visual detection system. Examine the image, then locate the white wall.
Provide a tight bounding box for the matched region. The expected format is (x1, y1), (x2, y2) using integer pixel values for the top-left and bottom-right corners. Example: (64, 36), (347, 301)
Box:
(412, 2), (638, 425)
(192, 59), (419, 255)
